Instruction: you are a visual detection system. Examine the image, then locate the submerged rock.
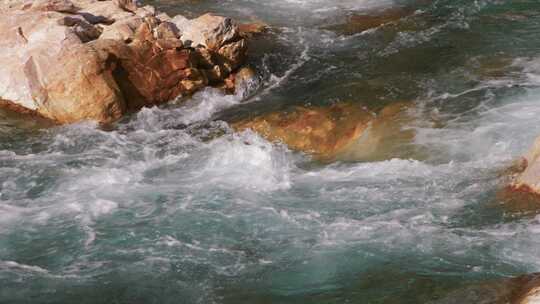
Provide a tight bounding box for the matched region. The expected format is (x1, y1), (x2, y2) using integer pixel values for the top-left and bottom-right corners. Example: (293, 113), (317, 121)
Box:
(325, 7), (415, 35)
(0, 0), (248, 124)
(232, 101), (413, 161)
(238, 21), (269, 38)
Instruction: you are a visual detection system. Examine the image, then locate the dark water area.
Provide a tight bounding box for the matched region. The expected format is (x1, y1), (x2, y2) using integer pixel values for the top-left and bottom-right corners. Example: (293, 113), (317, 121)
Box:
(3, 0), (540, 303)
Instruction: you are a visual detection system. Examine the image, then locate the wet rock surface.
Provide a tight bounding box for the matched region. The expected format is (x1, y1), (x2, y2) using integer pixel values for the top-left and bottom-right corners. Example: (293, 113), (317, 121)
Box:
(324, 7), (415, 35)
(232, 102), (413, 161)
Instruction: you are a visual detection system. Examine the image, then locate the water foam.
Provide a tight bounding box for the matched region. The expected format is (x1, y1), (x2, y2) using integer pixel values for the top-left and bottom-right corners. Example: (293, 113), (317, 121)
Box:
(195, 130), (294, 192)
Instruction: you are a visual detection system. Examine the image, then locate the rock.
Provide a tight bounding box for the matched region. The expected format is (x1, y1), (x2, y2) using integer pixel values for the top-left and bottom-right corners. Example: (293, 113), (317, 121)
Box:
(100, 16), (143, 41)
(233, 66), (256, 94)
(0, 0), (25, 12)
(325, 7), (414, 35)
(132, 18), (155, 41)
(509, 136), (540, 196)
(176, 13), (241, 51)
(519, 286), (540, 304)
(89, 37), (204, 109)
(496, 157), (540, 214)
(214, 66), (255, 94)
(135, 5), (155, 18)
(233, 102), (371, 159)
(58, 16), (102, 42)
(29, 0), (78, 13)
(38, 43), (126, 123)
(334, 102), (415, 161)
(218, 38), (247, 71)
(0, 0), (250, 123)
(78, 12), (115, 25)
(0, 10), (100, 118)
(0, 98), (57, 128)
(238, 22), (268, 38)
(170, 14), (190, 33)
(154, 21), (180, 39)
(511, 273), (540, 304)
(172, 13), (248, 79)
(0, 9), (125, 124)
(156, 12), (172, 22)
(232, 102), (412, 161)
(77, 0), (133, 22)
(113, 0), (138, 13)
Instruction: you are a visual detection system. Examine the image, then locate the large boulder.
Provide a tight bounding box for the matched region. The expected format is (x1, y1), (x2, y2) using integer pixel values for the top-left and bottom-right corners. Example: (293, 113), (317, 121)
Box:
(519, 286), (540, 304)
(232, 102), (413, 161)
(0, 9), (124, 123)
(0, 0), (248, 124)
(238, 22), (268, 38)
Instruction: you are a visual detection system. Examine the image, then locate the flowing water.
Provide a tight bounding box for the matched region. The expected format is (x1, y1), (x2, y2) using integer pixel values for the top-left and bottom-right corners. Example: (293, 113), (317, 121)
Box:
(3, 0), (540, 303)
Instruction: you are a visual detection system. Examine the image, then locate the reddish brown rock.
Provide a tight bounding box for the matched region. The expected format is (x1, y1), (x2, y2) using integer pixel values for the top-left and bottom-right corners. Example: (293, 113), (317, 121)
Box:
(29, 0), (78, 13)
(510, 273), (540, 304)
(74, 0), (133, 21)
(218, 39), (247, 71)
(155, 21), (180, 39)
(0, 0), (250, 124)
(100, 16), (144, 41)
(113, 0), (137, 13)
(238, 22), (268, 38)
(232, 102), (412, 161)
(41, 44), (126, 123)
(431, 273), (540, 304)
(0, 9), (125, 124)
(174, 13), (241, 51)
(518, 285), (540, 304)
(505, 136), (540, 203)
(89, 34), (208, 110)
(326, 7), (414, 35)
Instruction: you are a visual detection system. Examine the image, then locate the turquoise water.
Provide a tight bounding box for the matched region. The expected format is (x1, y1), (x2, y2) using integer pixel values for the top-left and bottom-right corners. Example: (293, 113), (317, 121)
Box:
(3, 0), (540, 303)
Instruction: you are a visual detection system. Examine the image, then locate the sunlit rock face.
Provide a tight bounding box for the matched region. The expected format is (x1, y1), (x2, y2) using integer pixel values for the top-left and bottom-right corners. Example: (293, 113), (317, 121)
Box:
(237, 22), (268, 38)
(508, 136), (540, 197)
(511, 273), (540, 304)
(232, 102), (413, 161)
(519, 286), (540, 304)
(0, 0), (248, 124)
